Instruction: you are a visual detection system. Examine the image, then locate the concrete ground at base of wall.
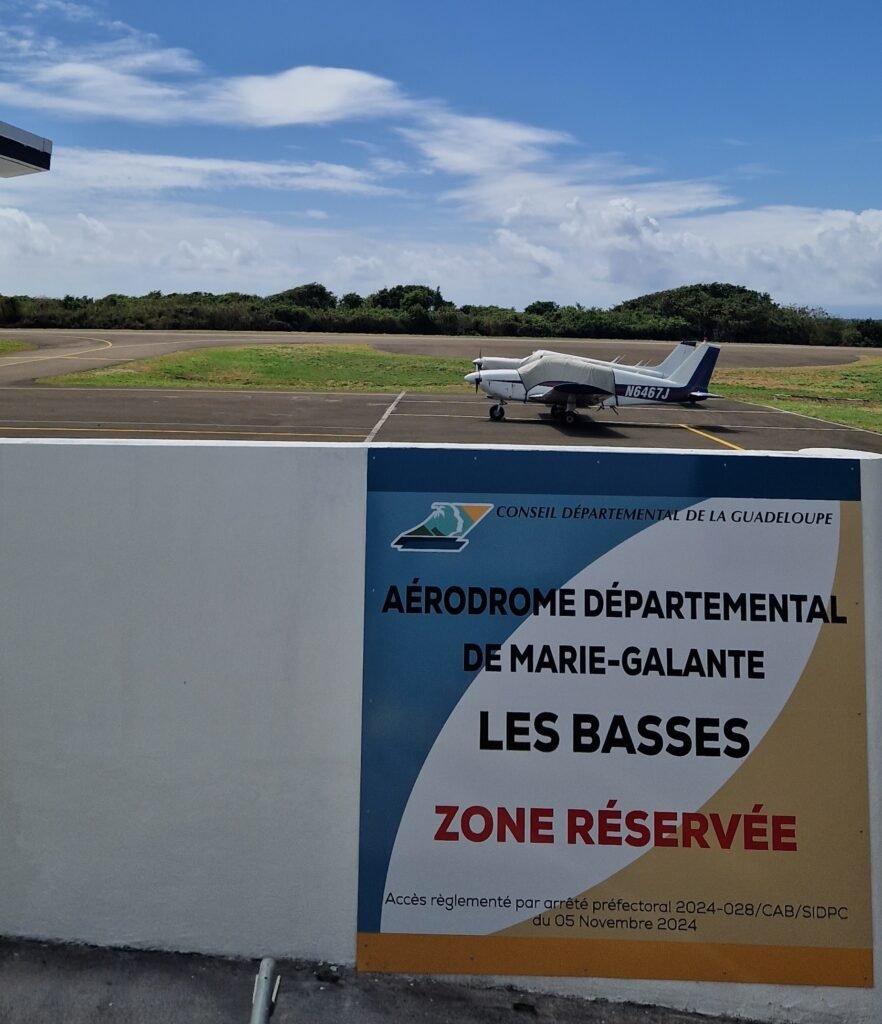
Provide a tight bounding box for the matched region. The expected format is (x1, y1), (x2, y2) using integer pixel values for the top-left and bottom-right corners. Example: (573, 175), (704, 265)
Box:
(0, 940), (759, 1024)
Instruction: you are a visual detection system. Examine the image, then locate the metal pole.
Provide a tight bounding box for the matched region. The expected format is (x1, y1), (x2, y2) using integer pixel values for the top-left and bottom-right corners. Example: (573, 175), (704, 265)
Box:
(249, 957), (280, 1024)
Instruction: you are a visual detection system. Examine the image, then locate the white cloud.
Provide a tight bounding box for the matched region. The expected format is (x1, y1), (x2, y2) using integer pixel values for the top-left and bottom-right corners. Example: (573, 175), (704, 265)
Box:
(0, 14), (410, 128)
(494, 229), (563, 277)
(162, 234), (262, 274)
(1, 192), (881, 312)
(369, 157), (411, 177)
(0, 62), (408, 126)
(75, 211), (111, 239)
(0, 206), (57, 259)
(17, 147), (394, 197)
(207, 67), (409, 127)
(402, 112), (569, 176)
(104, 47), (204, 75)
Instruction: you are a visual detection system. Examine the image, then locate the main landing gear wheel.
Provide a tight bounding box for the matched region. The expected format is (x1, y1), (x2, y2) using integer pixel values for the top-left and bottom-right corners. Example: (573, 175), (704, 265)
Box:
(550, 404), (564, 419)
(489, 404), (506, 421)
(563, 410), (578, 427)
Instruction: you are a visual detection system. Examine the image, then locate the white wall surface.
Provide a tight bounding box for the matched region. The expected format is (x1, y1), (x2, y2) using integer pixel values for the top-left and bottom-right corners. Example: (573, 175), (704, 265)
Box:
(0, 440), (878, 1024)
(0, 440), (366, 960)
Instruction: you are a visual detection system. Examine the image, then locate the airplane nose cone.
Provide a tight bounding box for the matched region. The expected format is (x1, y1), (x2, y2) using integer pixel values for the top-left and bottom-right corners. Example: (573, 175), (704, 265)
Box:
(464, 371), (480, 384)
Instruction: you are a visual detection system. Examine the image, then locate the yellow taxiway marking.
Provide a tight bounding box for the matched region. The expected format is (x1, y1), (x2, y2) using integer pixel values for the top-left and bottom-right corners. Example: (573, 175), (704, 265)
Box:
(679, 423), (744, 450)
(0, 425), (365, 439)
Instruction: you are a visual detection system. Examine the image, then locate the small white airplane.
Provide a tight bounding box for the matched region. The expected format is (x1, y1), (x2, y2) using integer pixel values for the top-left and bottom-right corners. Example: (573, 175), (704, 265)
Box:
(464, 340), (721, 424)
(470, 340), (698, 376)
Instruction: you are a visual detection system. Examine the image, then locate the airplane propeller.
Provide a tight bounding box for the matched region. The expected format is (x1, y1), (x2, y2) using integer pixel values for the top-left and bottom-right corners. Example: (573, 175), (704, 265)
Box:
(472, 348), (483, 392)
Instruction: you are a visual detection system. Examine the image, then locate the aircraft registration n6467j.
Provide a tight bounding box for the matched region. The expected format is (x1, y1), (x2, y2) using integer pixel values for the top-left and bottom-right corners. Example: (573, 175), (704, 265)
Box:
(464, 340), (721, 425)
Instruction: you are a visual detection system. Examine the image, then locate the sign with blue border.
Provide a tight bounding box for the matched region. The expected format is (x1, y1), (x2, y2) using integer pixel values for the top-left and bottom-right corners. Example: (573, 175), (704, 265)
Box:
(358, 449), (871, 987)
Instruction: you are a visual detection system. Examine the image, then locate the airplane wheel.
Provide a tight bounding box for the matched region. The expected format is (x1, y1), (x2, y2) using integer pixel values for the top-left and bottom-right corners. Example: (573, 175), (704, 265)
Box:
(489, 404), (505, 421)
(564, 411), (578, 427)
(550, 405), (563, 419)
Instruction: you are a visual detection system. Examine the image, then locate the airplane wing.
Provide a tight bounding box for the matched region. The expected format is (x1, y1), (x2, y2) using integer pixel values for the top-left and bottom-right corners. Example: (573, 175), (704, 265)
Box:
(518, 352), (616, 401)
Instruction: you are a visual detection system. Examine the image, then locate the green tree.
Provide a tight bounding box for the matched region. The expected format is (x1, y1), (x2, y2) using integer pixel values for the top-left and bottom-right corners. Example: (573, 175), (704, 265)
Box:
(0, 295), (22, 324)
(270, 282), (337, 309)
(368, 284), (451, 311)
(524, 300), (560, 317)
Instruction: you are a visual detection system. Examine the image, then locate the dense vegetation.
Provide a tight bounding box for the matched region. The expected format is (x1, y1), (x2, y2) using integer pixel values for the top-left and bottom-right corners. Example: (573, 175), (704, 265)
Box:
(2, 282), (880, 346)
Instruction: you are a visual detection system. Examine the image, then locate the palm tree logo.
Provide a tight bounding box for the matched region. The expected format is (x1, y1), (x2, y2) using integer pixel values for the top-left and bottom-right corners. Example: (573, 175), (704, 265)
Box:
(392, 502), (494, 552)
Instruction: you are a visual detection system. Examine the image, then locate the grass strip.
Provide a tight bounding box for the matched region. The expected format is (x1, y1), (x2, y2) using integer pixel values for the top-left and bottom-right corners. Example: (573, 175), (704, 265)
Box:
(0, 339), (34, 355)
(39, 344), (467, 392)
(715, 356), (882, 433)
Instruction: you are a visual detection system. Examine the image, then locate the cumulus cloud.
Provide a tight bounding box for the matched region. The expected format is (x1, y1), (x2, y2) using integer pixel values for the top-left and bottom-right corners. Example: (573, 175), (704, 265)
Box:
(0, 206), (57, 258)
(75, 211), (111, 239)
(2, 191), (882, 313)
(494, 229), (563, 277)
(162, 234), (262, 274)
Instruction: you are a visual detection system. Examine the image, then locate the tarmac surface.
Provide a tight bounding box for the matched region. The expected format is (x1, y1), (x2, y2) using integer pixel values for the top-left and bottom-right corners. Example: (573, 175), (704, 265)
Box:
(0, 329), (881, 453)
(0, 940), (751, 1024)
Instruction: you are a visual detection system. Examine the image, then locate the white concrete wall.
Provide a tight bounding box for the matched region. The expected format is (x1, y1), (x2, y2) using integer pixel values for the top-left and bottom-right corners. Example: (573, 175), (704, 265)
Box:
(0, 439), (878, 1024)
(0, 440), (366, 960)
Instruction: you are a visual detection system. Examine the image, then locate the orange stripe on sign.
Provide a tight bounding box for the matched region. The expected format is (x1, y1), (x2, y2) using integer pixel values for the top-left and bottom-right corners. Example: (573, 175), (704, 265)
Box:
(461, 504), (492, 523)
(357, 934), (873, 988)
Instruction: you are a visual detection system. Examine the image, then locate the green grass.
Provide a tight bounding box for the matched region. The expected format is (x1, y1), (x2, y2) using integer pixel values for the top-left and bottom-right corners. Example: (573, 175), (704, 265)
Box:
(39, 344), (468, 392)
(0, 339), (34, 355)
(715, 356), (882, 432)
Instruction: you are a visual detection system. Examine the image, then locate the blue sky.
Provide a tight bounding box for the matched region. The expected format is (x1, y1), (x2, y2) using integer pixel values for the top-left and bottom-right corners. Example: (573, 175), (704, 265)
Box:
(1, 0), (881, 313)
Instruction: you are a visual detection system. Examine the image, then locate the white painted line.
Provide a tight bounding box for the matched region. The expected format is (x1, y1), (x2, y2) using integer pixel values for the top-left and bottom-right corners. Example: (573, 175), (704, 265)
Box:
(0, 417), (374, 431)
(0, 338), (113, 367)
(0, 386), (400, 397)
(390, 411), (866, 430)
(735, 399), (882, 437)
(390, 412), (502, 420)
(0, 425), (365, 440)
(365, 390), (406, 442)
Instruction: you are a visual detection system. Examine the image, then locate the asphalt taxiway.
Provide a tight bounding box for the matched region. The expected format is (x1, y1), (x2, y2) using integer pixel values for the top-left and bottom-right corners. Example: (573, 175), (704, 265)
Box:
(0, 330), (880, 453)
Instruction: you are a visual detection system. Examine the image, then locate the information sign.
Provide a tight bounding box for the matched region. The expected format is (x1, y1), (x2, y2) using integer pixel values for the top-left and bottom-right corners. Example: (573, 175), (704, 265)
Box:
(358, 449), (872, 986)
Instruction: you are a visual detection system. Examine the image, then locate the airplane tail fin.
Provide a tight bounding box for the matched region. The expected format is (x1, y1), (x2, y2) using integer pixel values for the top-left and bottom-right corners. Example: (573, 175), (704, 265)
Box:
(670, 342), (720, 393)
(653, 341), (697, 377)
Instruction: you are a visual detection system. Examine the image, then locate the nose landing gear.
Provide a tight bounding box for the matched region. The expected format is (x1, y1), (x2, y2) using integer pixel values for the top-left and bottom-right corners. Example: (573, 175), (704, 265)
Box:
(489, 403), (506, 421)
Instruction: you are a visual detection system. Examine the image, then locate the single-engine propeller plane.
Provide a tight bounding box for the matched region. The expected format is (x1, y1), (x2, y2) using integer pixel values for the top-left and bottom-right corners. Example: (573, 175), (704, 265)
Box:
(464, 341), (721, 425)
